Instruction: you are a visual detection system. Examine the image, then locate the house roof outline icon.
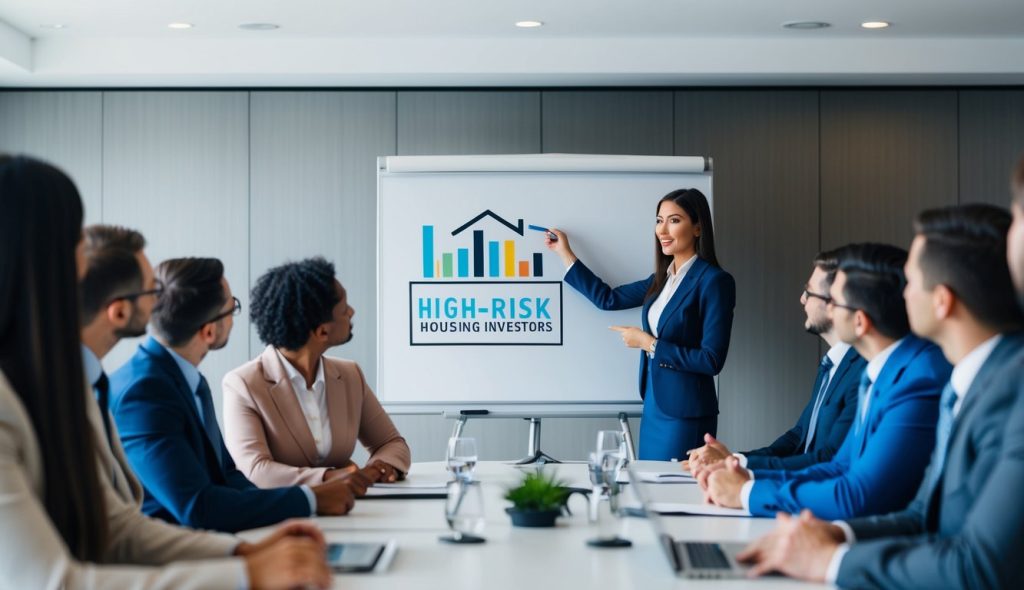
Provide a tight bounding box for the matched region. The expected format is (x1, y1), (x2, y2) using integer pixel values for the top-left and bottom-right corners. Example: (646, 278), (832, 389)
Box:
(450, 209), (524, 237)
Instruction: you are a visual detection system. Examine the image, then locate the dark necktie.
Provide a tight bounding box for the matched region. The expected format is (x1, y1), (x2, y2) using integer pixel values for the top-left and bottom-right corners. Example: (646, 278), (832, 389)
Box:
(93, 371), (113, 447)
(926, 382), (958, 498)
(196, 376), (225, 468)
(803, 354), (835, 452)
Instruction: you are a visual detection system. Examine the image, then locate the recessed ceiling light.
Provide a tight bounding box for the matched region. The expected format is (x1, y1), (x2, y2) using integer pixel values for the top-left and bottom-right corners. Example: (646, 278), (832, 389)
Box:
(782, 21), (831, 30)
(39, 24), (68, 29)
(239, 23), (280, 31)
(515, 21), (544, 28)
(861, 21), (891, 29)
(167, 22), (193, 30)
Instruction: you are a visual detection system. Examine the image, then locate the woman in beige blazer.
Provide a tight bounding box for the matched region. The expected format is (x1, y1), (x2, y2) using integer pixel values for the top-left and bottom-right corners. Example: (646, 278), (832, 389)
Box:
(0, 155), (330, 590)
(224, 258), (411, 488)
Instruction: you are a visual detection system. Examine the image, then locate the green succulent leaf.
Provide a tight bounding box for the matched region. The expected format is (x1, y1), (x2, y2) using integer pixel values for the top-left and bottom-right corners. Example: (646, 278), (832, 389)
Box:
(504, 470), (570, 511)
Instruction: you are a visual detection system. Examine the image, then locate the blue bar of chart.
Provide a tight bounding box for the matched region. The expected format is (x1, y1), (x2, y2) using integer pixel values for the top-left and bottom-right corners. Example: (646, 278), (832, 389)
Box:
(422, 225), (434, 278)
(473, 231), (484, 277)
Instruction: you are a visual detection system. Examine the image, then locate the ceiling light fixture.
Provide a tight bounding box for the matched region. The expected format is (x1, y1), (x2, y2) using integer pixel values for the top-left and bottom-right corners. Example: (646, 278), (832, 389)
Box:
(782, 21), (831, 30)
(515, 21), (544, 28)
(167, 22), (193, 30)
(861, 21), (891, 29)
(239, 23), (280, 31)
(39, 24), (68, 29)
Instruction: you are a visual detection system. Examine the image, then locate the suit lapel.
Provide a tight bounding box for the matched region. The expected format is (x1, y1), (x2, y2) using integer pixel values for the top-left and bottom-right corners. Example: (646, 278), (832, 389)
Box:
(656, 257), (709, 336)
(261, 347), (320, 466)
(926, 333), (1021, 521)
(323, 359), (348, 463)
(141, 338), (227, 476)
(821, 347), (859, 405)
(856, 337), (918, 457)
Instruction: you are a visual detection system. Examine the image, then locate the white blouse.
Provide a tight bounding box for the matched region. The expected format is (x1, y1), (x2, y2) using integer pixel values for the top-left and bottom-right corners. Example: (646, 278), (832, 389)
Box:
(647, 254), (698, 338)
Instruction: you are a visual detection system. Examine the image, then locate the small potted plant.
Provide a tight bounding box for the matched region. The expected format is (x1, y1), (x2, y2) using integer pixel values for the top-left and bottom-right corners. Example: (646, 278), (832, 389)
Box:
(504, 470), (570, 528)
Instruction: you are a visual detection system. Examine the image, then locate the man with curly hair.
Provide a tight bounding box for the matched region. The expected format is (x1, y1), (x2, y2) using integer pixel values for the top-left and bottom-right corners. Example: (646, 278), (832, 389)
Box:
(223, 257), (411, 488)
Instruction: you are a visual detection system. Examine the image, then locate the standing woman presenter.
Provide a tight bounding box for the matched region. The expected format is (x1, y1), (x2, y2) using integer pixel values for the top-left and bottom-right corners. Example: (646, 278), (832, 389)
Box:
(546, 188), (735, 460)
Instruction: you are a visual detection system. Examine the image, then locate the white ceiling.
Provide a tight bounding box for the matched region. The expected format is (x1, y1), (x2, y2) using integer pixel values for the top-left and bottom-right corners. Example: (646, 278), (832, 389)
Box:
(2, 0), (1024, 87)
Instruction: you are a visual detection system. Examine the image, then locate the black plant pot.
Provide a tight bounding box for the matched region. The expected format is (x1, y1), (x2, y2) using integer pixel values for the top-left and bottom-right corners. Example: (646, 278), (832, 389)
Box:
(505, 507), (561, 528)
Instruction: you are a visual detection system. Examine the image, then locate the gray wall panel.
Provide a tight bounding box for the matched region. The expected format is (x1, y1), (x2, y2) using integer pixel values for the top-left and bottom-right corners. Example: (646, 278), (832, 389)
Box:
(397, 91), (540, 155)
(675, 91), (821, 452)
(101, 91), (250, 425)
(821, 91), (959, 249)
(0, 92), (103, 224)
(959, 90), (1024, 207)
(542, 91), (673, 155)
(249, 91), (397, 396)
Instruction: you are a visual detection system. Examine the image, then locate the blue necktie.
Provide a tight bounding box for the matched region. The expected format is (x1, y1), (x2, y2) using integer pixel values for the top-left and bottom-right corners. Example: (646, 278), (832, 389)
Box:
(803, 355), (835, 452)
(855, 371), (873, 433)
(926, 382), (958, 496)
(196, 376), (225, 468)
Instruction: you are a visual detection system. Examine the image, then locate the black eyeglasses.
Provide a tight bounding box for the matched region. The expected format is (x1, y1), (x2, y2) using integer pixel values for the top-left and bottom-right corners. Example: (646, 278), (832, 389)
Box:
(802, 288), (832, 304)
(203, 296), (241, 325)
(106, 288), (163, 307)
(827, 299), (859, 313)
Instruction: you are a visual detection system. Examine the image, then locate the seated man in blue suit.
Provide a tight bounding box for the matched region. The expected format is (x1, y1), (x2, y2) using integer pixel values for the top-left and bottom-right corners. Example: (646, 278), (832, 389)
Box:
(733, 193), (1024, 587)
(703, 243), (951, 520)
(110, 257), (365, 533)
(686, 247), (866, 473)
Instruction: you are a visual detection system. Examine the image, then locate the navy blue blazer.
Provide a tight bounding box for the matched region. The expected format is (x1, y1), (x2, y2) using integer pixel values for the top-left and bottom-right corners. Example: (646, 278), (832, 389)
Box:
(748, 335), (951, 520)
(564, 257), (736, 419)
(744, 346), (866, 470)
(109, 337), (311, 533)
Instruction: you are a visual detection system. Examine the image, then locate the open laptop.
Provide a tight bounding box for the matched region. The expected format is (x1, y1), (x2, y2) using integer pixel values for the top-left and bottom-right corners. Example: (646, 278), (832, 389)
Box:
(627, 467), (751, 579)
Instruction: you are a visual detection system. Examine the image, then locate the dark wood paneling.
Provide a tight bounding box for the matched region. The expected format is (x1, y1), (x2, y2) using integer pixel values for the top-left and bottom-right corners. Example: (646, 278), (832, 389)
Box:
(542, 91), (673, 155)
(397, 91), (540, 155)
(675, 90), (821, 452)
(959, 90), (1024, 207)
(821, 91), (958, 249)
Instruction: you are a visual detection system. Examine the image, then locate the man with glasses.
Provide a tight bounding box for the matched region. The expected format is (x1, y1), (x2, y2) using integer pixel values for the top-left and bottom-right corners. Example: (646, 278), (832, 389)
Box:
(702, 244), (950, 521)
(686, 247), (865, 474)
(79, 225), (162, 505)
(110, 257), (363, 533)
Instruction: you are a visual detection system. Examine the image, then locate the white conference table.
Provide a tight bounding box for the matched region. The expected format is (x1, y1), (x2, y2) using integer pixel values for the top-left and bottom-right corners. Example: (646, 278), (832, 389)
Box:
(239, 461), (825, 589)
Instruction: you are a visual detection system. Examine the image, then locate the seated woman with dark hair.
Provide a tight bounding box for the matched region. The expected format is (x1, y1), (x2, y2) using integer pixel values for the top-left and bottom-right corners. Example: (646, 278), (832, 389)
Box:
(0, 155), (330, 590)
(223, 257), (411, 488)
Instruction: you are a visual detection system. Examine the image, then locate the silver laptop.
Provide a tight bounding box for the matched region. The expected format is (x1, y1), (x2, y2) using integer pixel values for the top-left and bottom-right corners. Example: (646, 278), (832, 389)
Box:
(627, 467), (750, 579)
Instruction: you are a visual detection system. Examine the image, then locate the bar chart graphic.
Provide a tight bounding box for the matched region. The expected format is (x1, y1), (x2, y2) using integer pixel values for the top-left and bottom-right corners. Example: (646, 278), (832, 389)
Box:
(421, 210), (545, 279)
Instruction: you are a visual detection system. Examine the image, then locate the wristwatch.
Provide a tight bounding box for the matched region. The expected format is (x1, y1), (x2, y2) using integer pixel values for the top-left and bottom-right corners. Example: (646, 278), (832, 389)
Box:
(647, 338), (657, 359)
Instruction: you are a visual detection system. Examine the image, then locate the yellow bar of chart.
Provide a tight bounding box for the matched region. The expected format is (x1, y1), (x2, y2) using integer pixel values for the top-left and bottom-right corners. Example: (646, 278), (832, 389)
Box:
(504, 240), (515, 277)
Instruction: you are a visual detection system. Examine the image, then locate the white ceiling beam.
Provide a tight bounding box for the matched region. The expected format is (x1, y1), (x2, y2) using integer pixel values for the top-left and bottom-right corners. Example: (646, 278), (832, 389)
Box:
(0, 19), (32, 73)
(5, 36), (1024, 86)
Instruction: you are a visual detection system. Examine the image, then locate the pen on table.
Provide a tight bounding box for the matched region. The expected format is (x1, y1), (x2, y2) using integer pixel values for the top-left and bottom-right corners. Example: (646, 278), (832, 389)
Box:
(528, 224), (558, 241)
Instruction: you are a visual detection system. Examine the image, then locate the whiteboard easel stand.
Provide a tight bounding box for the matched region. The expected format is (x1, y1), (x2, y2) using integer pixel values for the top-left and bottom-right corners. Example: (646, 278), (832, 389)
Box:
(446, 409), (640, 464)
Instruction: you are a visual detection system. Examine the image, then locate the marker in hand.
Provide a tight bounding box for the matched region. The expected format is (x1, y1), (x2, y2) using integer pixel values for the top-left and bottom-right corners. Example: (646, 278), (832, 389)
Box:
(528, 224), (558, 241)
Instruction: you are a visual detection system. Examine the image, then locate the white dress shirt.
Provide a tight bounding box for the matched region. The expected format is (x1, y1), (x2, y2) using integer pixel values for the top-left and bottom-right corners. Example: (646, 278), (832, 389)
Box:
(859, 337), (905, 424)
(825, 334), (1003, 584)
(647, 254), (698, 337)
(276, 349), (332, 463)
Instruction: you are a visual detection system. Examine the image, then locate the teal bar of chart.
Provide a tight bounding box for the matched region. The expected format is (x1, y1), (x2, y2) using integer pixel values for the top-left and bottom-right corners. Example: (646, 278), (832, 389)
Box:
(488, 241), (499, 277)
(457, 248), (469, 277)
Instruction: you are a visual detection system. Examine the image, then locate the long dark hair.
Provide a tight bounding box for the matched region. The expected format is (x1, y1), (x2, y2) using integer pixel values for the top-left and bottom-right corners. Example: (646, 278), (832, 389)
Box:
(0, 155), (108, 560)
(645, 188), (720, 301)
